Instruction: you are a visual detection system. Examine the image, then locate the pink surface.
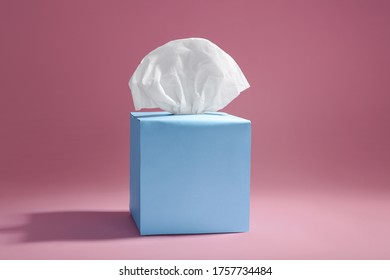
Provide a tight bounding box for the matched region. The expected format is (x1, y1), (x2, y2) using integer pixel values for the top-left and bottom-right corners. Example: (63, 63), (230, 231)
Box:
(1, 0), (390, 259)
(1, 188), (390, 259)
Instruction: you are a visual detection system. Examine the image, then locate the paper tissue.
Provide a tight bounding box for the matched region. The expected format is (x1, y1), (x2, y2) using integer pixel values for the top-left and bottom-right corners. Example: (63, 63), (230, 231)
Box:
(129, 38), (251, 235)
(129, 38), (250, 114)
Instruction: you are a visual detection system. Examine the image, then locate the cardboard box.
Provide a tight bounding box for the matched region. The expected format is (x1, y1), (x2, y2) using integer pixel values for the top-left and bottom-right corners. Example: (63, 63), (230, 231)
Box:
(130, 112), (251, 235)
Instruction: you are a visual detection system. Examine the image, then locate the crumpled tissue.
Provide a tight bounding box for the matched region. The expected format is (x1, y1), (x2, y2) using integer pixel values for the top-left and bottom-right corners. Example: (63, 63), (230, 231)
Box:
(129, 38), (250, 114)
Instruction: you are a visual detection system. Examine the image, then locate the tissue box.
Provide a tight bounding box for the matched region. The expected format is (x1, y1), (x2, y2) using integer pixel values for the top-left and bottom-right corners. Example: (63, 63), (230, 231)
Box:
(130, 112), (251, 235)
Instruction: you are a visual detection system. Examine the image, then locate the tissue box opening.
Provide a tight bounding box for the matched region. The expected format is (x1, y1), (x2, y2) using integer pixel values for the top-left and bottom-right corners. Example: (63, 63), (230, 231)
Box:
(130, 112), (251, 235)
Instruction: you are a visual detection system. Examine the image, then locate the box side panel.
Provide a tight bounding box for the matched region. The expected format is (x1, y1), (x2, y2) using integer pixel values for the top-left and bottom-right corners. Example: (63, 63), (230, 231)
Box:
(237, 121), (251, 231)
(139, 119), (251, 235)
(130, 114), (141, 231)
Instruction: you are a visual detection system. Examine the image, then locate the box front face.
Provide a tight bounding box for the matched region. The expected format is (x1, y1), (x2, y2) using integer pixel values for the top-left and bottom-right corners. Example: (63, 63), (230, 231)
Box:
(138, 114), (250, 235)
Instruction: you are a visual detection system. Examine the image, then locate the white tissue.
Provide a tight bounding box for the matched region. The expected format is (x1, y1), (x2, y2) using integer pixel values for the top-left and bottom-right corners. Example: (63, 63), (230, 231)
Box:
(129, 38), (250, 114)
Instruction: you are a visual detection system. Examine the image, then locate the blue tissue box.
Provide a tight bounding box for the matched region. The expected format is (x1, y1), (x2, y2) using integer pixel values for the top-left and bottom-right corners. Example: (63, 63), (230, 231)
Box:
(130, 112), (251, 235)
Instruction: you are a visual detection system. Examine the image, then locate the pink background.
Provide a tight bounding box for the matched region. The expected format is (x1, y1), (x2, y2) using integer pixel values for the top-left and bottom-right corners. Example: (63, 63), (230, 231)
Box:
(1, 0), (389, 259)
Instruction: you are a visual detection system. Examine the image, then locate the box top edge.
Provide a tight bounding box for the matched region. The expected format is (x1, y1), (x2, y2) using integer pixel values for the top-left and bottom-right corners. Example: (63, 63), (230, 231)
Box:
(130, 112), (250, 123)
